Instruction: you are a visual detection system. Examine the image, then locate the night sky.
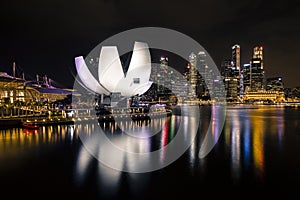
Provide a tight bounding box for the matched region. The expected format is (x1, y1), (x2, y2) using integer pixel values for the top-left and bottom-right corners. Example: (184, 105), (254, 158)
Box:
(1, 0), (299, 88)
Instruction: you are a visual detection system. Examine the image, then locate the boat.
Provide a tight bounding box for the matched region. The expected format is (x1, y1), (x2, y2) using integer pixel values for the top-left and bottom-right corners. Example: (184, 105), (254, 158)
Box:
(22, 122), (39, 130)
(23, 128), (38, 134)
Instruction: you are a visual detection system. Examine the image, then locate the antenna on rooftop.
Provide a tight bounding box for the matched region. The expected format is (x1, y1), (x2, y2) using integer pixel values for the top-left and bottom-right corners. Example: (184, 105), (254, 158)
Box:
(13, 62), (16, 78)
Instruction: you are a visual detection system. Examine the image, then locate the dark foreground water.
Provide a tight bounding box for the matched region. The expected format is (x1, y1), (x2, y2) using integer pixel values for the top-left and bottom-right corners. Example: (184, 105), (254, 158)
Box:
(0, 105), (299, 199)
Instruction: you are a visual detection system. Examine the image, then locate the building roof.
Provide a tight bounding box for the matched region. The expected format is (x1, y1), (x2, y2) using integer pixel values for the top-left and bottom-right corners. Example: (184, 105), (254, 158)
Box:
(1, 71), (74, 95)
(31, 87), (73, 95)
(0, 72), (24, 82)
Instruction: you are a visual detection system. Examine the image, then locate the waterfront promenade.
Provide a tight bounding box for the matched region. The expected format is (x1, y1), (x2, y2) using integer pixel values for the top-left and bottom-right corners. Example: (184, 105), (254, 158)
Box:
(1, 102), (298, 129)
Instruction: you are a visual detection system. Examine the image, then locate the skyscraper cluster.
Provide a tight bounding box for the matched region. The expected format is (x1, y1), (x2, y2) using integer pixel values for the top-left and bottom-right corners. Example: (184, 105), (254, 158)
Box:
(185, 51), (223, 101)
(219, 45), (285, 102)
(184, 45), (286, 103)
(149, 45), (288, 103)
(150, 56), (188, 102)
(221, 45), (267, 101)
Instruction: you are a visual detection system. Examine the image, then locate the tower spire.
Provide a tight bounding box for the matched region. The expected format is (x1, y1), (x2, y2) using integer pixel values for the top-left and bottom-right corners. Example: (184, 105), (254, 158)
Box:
(13, 62), (16, 78)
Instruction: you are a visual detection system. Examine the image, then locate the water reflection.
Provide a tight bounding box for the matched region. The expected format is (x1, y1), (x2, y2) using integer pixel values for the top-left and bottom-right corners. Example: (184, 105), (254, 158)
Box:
(276, 108), (284, 150)
(0, 105), (291, 198)
(76, 105), (202, 173)
(243, 118), (251, 169)
(251, 112), (265, 177)
(224, 106), (286, 182)
(75, 121), (162, 198)
(230, 110), (241, 180)
(0, 125), (77, 158)
(198, 105), (226, 158)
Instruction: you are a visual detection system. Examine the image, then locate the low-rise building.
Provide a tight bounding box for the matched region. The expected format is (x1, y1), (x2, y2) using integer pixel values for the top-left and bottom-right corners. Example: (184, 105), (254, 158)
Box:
(242, 90), (285, 103)
(0, 72), (72, 104)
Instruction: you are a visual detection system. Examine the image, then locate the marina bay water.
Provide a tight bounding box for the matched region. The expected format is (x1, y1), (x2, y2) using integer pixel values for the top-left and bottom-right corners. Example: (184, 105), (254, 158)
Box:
(0, 105), (299, 199)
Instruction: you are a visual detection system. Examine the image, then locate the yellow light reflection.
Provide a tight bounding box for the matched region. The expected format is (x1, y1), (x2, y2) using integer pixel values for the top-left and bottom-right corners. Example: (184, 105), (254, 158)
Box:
(251, 111), (264, 175)
(0, 125), (78, 158)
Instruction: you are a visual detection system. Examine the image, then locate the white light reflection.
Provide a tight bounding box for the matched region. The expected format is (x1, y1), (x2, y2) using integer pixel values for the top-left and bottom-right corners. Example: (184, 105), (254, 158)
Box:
(75, 121), (153, 195)
(116, 116), (166, 139)
(276, 108), (284, 150)
(96, 161), (122, 199)
(68, 125), (74, 142)
(199, 105), (226, 158)
(188, 116), (197, 165)
(230, 110), (241, 181)
(77, 103), (200, 173)
(78, 121), (152, 173)
(75, 145), (94, 185)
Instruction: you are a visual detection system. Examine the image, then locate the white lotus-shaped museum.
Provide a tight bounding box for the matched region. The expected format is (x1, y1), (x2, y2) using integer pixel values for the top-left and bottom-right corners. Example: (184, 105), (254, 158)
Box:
(75, 41), (152, 97)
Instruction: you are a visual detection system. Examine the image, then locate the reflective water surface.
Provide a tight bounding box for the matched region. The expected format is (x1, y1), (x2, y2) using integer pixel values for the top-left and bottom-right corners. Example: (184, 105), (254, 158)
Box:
(0, 105), (299, 199)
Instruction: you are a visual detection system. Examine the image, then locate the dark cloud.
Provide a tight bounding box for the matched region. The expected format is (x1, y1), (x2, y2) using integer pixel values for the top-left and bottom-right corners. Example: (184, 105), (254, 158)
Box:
(0, 0), (300, 87)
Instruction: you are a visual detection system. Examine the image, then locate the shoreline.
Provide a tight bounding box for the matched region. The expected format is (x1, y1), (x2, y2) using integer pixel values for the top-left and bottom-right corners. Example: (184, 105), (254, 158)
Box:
(0, 116), (75, 129)
(0, 103), (298, 129)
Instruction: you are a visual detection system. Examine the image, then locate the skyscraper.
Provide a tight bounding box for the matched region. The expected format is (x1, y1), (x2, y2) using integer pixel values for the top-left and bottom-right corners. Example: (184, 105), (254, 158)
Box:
(232, 44), (242, 96)
(197, 51), (210, 99)
(220, 45), (241, 101)
(188, 52), (198, 98)
(149, 56), (171, 100)
(170, 66), (189, 102)
(253, 46), (263, 61)
(242, 63), (251, 92)
(250, 45), (265, 91)
(155, 56), (173, 99)
(232, 45), (241, 71)
(221, 59), (239, 101)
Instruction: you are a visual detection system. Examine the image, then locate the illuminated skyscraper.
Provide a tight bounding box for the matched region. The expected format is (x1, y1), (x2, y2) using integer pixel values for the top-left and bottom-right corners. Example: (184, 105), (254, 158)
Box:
(221, 59), (239, 101)
(188, 52), (198, 98)
(250, 45), (265, 91)
(157, 56), (169, 95)
(171, 67), (189, 102)
(242, 63), (251, 92)
(232, 44), (242, 96)
(253, 46), (263, 61)
(197, 51), (210, 99)
(150, 56), (173, 100)
(220, 45), (241, 101)
(232, 45), (241, 71)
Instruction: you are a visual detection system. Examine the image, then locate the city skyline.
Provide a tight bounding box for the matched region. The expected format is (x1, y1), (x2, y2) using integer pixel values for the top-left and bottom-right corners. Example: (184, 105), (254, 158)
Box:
(1, 0), (300, 88)
(0, 43), (297, 90)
